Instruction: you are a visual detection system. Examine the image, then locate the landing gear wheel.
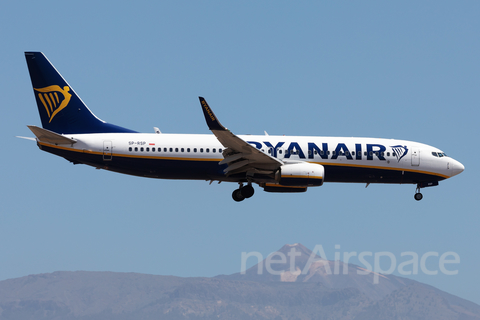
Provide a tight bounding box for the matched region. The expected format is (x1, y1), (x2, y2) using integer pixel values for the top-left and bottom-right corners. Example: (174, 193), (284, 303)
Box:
(414, 193), (423, 201)
(232, 189), (245, 202)
(241, 185), (255, 198)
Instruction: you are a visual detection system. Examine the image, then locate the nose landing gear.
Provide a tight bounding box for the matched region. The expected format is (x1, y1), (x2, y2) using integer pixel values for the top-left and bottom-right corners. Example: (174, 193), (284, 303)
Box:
(232, 183), (255, 202)
(414, 184), (423, 201)
(414, 191), (423, 201)
(414, 181), (439, 201)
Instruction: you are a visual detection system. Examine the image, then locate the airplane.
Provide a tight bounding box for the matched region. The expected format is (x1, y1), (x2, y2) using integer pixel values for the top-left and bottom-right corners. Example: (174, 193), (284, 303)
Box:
(21, 52), (464, 202)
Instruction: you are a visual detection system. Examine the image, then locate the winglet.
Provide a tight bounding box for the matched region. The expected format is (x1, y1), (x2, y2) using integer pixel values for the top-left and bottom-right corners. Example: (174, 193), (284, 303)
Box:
(199, 97), (226, 131)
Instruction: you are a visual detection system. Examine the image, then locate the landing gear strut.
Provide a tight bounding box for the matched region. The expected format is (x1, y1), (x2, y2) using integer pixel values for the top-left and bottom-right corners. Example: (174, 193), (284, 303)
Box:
(414, 184), (423, 201)
(232, 183), (255, 202)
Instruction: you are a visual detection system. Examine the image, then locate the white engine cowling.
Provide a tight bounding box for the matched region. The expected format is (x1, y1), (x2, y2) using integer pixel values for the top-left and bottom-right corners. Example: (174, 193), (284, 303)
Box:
(275, 163), (324, 187)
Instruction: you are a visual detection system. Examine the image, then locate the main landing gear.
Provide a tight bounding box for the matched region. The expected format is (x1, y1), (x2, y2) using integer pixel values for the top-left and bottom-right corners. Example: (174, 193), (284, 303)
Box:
(232, 183), (255, 202)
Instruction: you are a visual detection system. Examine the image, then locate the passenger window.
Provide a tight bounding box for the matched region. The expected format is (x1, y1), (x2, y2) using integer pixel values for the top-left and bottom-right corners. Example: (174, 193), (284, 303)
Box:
(194, 148), (197, 152)
(187, 148), (190, 152)
(146, 147), (150, 152)
(135, 147), (138, 152)
(332, 151), (336, 156)
(364, 152), (367, 156)
(181, 148), (184, 152)
(200, 148), (204, 153)
(387, 152), (390, 156)
(351, 151), (355, 156)
(140, 147), (144, 152)
(206, 148), (210, 153)
(213, 148), (216, 153)
(152, 147), (155, 152)
(219, 148), (222, 153)
(169, 148), (173, 152)
(129, 147), (132, 152)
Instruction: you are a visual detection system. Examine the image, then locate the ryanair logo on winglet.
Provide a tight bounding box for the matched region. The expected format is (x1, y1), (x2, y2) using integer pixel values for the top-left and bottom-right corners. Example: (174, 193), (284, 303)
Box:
(201, 101), (216, 121)
(34, 85), (72, 123)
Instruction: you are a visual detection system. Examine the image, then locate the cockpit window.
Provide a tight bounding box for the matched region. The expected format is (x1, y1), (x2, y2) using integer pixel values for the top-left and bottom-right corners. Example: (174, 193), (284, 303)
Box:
(432, 151), (448, 157)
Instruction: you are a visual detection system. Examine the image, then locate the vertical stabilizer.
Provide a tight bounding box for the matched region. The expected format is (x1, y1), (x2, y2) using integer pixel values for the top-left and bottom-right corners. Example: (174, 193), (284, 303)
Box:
(25, 52), (136, 134)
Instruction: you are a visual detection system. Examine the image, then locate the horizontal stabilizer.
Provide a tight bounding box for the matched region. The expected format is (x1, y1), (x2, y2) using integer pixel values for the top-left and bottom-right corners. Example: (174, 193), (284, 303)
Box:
(27, 125), (77, 145)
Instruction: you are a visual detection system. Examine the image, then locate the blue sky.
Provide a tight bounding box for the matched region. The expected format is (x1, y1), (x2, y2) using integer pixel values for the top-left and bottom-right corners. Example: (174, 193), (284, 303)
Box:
(2, 1), (479, 305)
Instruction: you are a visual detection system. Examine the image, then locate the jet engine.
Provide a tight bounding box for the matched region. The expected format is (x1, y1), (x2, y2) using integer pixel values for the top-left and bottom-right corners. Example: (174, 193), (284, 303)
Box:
(275, 162), (324, 187)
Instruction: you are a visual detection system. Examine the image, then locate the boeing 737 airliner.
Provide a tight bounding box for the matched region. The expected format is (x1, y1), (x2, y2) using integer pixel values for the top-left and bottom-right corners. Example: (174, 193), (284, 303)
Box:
(21, 52), (464, 201)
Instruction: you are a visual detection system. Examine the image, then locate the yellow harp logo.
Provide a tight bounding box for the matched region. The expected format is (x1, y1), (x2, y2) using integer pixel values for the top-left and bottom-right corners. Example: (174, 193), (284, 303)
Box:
(34, 85), (72, 123)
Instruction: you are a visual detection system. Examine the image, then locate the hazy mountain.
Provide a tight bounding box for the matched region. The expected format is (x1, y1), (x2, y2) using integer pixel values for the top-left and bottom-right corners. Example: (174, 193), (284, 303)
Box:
(0, 271), (371, 320)
(217, 243), (411, 300)
(354, 282), (480, 320)
(0, 244), (478, 319)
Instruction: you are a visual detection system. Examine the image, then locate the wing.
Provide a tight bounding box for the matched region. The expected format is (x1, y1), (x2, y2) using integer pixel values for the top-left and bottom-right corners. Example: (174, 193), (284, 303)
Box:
(199, 97), (283, 176)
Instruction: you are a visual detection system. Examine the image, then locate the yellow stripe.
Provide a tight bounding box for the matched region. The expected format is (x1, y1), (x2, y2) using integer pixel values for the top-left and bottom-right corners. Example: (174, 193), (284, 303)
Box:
(44, 93), (54, 112)
(49, 93), (57, 108)
(37, 94), (51, 117)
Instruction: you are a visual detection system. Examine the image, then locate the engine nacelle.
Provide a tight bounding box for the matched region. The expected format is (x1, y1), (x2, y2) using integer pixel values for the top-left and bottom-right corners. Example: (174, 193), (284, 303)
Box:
(275, 163), (324, 187)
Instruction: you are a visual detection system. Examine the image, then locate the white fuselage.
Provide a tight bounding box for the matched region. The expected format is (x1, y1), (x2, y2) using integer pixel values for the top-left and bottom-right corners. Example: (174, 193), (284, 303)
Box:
(37, 133), (464, 184)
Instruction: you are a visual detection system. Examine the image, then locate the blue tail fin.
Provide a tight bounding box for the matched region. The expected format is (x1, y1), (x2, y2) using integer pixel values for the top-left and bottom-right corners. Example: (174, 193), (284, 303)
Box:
(25, 52), (137, 134)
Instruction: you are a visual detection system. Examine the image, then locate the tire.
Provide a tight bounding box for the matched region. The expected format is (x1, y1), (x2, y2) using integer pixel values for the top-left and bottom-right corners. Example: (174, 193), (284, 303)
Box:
(232, 189), (245, 202)
(241, 185), (255, 198)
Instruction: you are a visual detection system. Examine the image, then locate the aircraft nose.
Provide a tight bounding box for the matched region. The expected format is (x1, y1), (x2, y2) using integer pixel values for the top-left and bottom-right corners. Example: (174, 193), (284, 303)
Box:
(450, 159), (465, 177)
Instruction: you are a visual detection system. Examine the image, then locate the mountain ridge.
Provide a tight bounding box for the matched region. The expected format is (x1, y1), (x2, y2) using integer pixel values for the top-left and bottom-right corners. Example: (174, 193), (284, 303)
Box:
(0, 243), (478, 319)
